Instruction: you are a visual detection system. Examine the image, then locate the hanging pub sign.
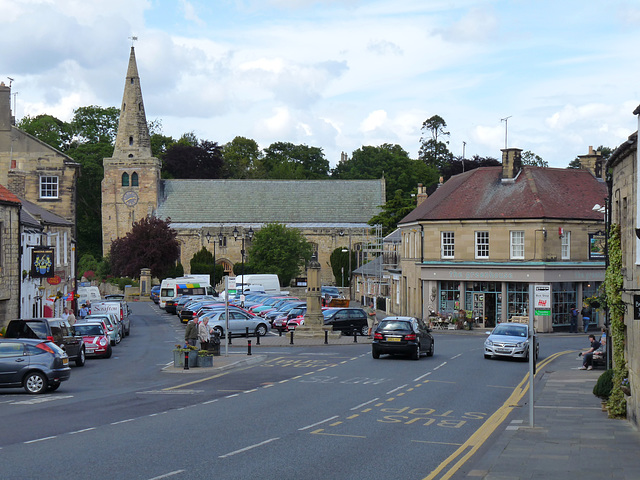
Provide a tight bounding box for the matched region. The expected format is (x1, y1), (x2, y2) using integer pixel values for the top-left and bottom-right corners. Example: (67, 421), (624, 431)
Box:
(31, 247), (55, 278)
(588, 233), (606, 260)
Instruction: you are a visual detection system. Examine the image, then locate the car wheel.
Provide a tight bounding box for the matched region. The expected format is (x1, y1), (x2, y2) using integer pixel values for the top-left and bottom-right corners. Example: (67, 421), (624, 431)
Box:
(372, 349), (380, 359)
(360, 325), (369, 336)
(48, 381), (61, 392)
(24, 372), (47, 394)
(214, 326), (225, 338)
(411, 344), (420, 360)
(116, 332), (121, 344)
(255, 324), (268, 337)
(484, 354), (491, 359)
(110, 337), (116, 346)
(75, 348), (86, 367)
(104, 345), (113, 359)
(427, 342), (434, 357)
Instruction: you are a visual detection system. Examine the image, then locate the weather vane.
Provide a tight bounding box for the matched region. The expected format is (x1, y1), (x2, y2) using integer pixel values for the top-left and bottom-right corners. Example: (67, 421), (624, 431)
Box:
(129, 36), (138, 47)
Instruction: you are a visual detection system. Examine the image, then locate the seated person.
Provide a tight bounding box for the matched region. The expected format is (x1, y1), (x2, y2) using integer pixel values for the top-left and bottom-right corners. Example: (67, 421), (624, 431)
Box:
(579, 334), (601, 370)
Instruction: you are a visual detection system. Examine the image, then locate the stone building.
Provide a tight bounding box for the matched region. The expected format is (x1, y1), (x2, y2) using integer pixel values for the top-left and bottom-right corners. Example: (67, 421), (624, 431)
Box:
(102, 47), (385, 286)
(606, 107), (639, 428)
(397, 148), (608, 331)
(0, 185), (21, 328)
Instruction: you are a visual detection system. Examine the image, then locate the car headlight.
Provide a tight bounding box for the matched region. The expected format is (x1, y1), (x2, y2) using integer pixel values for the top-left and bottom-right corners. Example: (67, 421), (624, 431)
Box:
(516, 342), (526, 348)
(485, 340), (493, 347)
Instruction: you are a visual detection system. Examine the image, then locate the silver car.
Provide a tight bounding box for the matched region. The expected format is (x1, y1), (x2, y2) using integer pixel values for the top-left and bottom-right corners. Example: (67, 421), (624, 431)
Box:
(203, 311), (270, 338)
(484, 322), (538, 361)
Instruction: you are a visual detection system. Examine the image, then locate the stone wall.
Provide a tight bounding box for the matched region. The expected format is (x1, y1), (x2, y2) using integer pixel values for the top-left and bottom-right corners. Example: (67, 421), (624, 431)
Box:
(0, 203), (20, 328)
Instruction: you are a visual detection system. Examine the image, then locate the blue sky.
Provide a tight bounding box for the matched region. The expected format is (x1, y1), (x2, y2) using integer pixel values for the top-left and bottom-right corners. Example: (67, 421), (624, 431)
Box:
(2, 0), (640, 168)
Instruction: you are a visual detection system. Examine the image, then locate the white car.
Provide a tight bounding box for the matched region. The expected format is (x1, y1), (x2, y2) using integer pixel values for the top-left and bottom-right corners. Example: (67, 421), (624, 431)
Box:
(484, 322), (538, 361)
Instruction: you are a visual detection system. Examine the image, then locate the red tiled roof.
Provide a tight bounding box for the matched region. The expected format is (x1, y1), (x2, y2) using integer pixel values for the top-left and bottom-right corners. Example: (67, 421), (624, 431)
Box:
(0, 184), (21, 205)
(401, 166), (608, 223)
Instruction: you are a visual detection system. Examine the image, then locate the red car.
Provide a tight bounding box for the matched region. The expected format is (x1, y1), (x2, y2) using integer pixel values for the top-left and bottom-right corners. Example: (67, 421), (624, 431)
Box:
(72, 322), (112, 358)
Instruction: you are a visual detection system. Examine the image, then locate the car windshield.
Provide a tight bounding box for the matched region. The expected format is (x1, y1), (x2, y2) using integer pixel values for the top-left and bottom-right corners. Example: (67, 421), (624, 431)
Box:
(74, 325), (104, 336)
(493, 325), (527, 337)
(378, 320), (412, 331)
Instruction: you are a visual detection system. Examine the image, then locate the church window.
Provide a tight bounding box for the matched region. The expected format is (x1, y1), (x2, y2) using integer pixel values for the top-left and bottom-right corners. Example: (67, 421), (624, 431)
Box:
(122, 172), (129, 187)
(131, 172), (139, 187)
(129, 136), (134, 146)
(130, 78), (134, 84)
(39, 176), (58, 199)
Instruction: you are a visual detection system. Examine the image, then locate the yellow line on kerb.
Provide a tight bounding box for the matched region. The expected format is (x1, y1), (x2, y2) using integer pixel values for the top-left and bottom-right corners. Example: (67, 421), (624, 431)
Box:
(422, 350), (572, 480)
(162, 365), (256, 391)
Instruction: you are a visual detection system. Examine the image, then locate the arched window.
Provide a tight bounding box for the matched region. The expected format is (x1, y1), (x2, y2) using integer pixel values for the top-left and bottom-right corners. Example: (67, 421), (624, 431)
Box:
(122, 172), (129, 187)
(131, 172), (139, 187)
(129, 136), (134, 146)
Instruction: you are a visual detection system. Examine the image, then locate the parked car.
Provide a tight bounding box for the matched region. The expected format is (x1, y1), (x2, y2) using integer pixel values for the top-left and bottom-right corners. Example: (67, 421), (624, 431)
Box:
(0, 338), (71, 393)
(321, 286), (340, 298)
(84, 314), (121, 345)
(204, 310), (270, 338)
(150, 285), (161, 304)
(4, 318), (86, 367)
(322, 308), (369, 336)
(72, 322), (112, 358)
(91, 300), (130, 336)
(484, 322), (538, 361)
(372, 316), (434, 360)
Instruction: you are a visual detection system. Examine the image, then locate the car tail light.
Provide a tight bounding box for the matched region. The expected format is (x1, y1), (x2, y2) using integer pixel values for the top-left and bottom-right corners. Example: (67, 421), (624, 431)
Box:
(120, 307), (124, 320)
(46, 335), (55, 342)
(36, 342), (55, 354)
(373, 333), (384, 340)
(404, 333), (417, 341)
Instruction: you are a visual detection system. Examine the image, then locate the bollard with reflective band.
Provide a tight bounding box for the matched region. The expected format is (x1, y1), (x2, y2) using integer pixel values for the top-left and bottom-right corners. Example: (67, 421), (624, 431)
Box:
(184, 351), (189, 370)
(248, 340), (252, 356)
(353, 331), (358, 343)
(324, 330), (328, 345)
(290, 330), (294, 345)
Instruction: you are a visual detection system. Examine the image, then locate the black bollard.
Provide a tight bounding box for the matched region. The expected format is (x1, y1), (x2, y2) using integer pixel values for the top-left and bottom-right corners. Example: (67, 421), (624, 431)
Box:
(324, 330), (328, 345)
(279, 327), (282, 337)
(353, 331), (358, 343)
(246, 327), (249, 338)
(256, 331), (261, 345)
(228, 333), (232, 346)
(248, 340), (252, 356)
(184, 351), (189, 370)
(290, 329), (294, 345)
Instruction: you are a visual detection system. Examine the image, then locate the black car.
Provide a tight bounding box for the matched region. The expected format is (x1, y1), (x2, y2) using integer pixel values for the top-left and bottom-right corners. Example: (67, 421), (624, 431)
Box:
(0, 338), (71, 393)
(4, 318), (86, 367)
(372, 316), (434, 360)
(322, 307), (369, 336)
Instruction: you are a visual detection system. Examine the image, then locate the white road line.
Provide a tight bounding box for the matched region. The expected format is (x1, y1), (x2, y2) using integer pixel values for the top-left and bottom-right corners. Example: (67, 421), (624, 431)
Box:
(219, 437), (280, 458)
(147, 470), (185, 480)
(24, 436), (57, 444)
(298, 416), (340, 431)
(433, 361), (447, 370)
(69, 427), (96, 435)
(386, 384), (407, 395)
(450, 353), (462, 359)
(111, 418), (135, 425)
(350, 398), (380, 411)
(414, 371), (432, 382)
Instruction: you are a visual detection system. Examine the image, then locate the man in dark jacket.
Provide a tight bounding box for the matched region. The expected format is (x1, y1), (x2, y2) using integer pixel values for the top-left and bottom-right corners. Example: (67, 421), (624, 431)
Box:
(579, 334), (601, 370)
(185, 318), (199, 347)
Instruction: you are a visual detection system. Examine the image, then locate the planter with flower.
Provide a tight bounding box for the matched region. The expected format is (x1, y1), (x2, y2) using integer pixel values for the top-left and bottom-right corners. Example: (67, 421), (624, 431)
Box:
(197, 349), (215, 367)
(173, 345), (198, 367)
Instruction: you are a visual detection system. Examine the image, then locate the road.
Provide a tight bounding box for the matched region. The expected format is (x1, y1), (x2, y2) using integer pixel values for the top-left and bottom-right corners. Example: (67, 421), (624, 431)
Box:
(0, 302), (585, 480)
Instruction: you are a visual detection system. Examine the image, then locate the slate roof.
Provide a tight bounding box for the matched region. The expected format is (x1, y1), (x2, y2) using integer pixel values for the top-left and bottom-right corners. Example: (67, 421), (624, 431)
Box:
(353, 254), (383, 276)
(156, 179), (385, 224)
(18, 197), (73, 227)
(400, 166), (608, 224)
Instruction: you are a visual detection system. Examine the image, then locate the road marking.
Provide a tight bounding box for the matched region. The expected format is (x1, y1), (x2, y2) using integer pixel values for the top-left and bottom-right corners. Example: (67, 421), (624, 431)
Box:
(433, 362), (447, 370)
(351, 398), (380, 410)
(414, 372), (432, 382)
(162, 364), (256, 391)
(219, 437), (279, 458)
(111, 418), (135, 425)
(450, 354), (462, 359)
(310, 430), (366, 438)
(25, 436), (57, 444)
(347, 414), (359, 420)
(69, 427), (96, 435)
(299, 416), (340, 431)
(387, 384), (408, 395)
(412, 440), (463, 446)
(147, 470), (185, 479)
(11, 395), (73, 405)
(329, 421), (342, 426)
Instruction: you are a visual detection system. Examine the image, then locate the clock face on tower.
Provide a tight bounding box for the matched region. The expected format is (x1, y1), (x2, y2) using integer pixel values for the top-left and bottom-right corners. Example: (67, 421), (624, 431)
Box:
(122, 190), (139, 207)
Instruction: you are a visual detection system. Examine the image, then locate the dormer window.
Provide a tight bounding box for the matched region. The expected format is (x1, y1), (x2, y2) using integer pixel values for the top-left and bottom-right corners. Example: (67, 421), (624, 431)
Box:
(122, 172), (129, 187)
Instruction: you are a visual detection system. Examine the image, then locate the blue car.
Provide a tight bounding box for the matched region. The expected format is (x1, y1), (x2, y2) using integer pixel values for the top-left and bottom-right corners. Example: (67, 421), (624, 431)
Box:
(150, 285), (161, 304)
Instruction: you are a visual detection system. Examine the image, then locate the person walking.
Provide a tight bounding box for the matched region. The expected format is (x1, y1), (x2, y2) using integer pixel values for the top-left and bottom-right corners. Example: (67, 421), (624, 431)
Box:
(185, 318), (199, 347)
(569, 306), (579, 333)
(581, 305), (592, 333)
(78, 304), (88, 320)
(365, 300), (377, 337)
(67, 309), (77, 326)
(198, 317), (212, 351)
(61, 307), (70, 322)
(579, 334), (601, 370)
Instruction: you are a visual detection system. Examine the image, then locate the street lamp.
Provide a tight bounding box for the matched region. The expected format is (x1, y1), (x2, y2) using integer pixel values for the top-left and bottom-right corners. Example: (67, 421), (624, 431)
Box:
(233, 226), (254, 292)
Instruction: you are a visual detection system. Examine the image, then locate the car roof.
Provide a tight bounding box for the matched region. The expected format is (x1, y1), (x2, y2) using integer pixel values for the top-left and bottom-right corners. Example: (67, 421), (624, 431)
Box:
(381, 316), (417, 321)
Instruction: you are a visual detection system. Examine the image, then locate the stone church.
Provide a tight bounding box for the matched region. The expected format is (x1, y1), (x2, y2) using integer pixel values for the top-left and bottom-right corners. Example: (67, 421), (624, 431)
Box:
(102, 47), (385, 287)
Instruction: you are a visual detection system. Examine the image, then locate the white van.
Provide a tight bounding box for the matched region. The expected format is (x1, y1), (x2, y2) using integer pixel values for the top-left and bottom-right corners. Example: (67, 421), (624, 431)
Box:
(159, 276), (215, 309)
(77, 286), (101, 306)
(235, 274), (281, 295)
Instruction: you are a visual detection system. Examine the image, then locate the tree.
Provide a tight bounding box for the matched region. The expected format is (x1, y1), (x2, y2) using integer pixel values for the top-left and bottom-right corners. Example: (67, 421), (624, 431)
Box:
(419, 115), (453, 170)
(109, 216), (180, 279)
(247, 223), (314, 287)
(329, 247), (357, 287)
(190, 247), (225, 286)
(222, 136), (263, 179)
(70, 105), (119, 144)
(162, 139), (224, 179)
(18, 114), (72, 151)
(521, 150), (548, 167)
(368, 189), (417, 236)
(439, 155), (501, 183)
(261, 142), (330, 179)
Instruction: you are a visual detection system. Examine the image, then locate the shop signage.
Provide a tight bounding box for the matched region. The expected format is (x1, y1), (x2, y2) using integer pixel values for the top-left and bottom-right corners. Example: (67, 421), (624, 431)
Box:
(534, 285), (551, 316)
(31, 247), (55, 278)
(589, 233), (606, 260)
(47, 275), (61, 285)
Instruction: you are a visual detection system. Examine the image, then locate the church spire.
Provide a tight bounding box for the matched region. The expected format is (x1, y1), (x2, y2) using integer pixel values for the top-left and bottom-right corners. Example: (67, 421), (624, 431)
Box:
(112, 46), (152, 159)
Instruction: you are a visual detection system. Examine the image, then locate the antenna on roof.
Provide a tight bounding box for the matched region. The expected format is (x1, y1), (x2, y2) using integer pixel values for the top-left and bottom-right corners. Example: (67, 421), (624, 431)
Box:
(462, 141), (466, 172)
(7, 77), (14, 88)
(501, 116), (512, 149)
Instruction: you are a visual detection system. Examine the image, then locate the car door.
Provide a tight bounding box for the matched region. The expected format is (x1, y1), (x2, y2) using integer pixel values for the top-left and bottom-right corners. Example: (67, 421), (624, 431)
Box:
(416, 318), (432, 353)
(229, 311), (251, 335)
(331, 309), (350, 332)
(59, 321), (82, 358)
(0, 342), (28, 385)
(349, 309), (367, 334)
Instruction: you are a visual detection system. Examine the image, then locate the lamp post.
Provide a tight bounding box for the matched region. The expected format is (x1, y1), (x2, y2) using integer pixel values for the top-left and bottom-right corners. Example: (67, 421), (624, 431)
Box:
(233, 226), (254, 292)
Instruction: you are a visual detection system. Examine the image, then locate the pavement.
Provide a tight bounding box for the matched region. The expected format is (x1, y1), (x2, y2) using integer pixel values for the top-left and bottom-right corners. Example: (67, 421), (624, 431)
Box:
(164, 326), (640, 479)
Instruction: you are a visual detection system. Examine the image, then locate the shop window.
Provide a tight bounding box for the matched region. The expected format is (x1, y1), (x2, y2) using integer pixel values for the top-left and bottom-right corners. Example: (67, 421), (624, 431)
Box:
(122, 172), (129, 187)
(441, 232), (454, 259)
(507, 283), (529, 316)
(475, 231), (489, 259)
(510, 231), (524, 259)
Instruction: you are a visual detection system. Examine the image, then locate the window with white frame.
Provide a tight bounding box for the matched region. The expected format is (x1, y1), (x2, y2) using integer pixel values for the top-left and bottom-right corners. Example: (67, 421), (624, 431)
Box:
(441, 232), (455, 259)
(510, 231), (525, 259)
(40, 176), (59, 199)
(561, 231), (571, 259)
(475, 231), (489, 259)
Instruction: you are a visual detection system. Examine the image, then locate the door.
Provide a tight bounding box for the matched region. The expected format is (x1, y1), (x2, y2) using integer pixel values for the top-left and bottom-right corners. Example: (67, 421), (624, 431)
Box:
(0, 343), (28, 385)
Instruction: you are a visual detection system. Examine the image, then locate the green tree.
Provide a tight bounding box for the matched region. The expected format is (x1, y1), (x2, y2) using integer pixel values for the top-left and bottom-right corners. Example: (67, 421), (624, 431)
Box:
(329, 247), (357, 287)
(262, 142), (330, 179)
(368, 189), (418, 236)
(419, 115), (453, 170)
(70, 105), (119, 144)
(190, 247), (225, 287)
(109, 216), (180, 279)
(439, 155), (501, 182)
(222, 136), (263, 179)
(162, 139), (224, 179)
(247, 223), (314, 287)
(17, 114), (72, 151)
(521, 150), (548, 167)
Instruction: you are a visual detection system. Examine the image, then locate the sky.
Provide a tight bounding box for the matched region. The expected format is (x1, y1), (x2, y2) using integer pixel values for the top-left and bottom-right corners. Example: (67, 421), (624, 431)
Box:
(2, 0), (640, 169)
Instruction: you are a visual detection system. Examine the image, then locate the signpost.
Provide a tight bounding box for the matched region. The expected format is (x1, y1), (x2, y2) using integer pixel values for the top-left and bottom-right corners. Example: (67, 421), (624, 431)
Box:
(534, 285), (551, 316)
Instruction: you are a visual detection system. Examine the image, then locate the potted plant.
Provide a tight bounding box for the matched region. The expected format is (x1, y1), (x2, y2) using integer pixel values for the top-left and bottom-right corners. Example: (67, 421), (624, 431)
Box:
(197, 349), (214, 367)
(173, 345), (198, 367)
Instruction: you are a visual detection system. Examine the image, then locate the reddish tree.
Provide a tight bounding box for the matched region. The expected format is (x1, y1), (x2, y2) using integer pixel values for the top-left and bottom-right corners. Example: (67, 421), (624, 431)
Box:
(109, 216), (179, 279)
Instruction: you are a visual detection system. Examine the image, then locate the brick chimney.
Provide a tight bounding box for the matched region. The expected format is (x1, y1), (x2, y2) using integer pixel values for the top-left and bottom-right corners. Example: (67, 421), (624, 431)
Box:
(416, 183), (428, 206)
(577, 146), (604, 180)
(0, 82), (12, 131)
(501, 148), (523, 182)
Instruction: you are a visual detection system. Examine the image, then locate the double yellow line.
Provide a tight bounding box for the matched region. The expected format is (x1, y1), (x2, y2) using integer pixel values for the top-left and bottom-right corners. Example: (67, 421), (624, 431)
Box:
(423, 350), (572, 480)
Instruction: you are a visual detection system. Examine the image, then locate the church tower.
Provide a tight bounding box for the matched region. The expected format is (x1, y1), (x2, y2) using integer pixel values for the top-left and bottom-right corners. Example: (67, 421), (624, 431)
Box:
(101, 46), (161, 255)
